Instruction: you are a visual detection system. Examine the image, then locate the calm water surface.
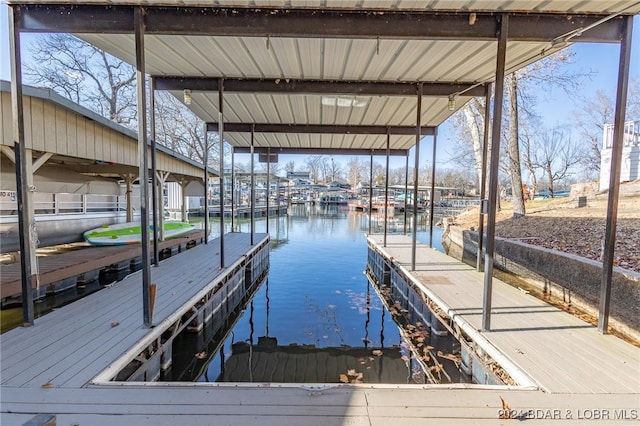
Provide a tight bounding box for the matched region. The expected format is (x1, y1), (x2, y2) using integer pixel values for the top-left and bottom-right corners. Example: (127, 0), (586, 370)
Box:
(167, 206), (445, 384)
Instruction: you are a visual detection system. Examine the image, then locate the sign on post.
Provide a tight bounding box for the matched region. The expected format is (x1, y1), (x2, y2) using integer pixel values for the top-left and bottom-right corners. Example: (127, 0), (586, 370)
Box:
(259, 153), (278, 163)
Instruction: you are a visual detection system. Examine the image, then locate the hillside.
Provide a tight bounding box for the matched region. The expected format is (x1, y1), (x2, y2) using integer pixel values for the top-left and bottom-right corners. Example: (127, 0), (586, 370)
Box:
(452, 181), (640, 273)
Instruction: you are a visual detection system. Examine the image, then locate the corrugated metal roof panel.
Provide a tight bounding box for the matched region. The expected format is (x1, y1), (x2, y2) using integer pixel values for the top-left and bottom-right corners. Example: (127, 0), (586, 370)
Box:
(82, 34), (568, 86)
(15, 2), (636, 152)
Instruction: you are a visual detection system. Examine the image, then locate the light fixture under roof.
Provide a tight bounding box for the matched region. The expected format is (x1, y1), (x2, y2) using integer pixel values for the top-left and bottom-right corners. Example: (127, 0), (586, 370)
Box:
(183, 89), (192, 105)
(321, 96), (368, 108)
(448, 94), (456, 111)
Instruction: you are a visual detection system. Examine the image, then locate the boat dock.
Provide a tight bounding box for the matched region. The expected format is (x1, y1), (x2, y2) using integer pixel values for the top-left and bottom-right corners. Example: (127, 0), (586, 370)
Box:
(1, 232), (638, 425)
(0, 230), (205, 304)
(366, 235), (640, 388)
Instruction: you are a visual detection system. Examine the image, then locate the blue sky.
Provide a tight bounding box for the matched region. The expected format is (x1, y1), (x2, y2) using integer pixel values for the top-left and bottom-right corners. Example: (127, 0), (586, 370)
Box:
(1, 5), (638, 172)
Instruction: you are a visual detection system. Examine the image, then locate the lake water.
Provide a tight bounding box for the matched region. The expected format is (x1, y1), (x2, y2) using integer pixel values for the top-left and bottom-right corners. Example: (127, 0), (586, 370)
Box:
(165, 206), (449, 384)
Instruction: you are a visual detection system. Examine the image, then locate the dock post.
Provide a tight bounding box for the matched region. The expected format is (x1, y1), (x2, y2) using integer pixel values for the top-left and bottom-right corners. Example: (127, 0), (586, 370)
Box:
(266, 147), (271, 234)
(599, 15), (633, 334)
(203, 125), (209, 244)
(218, 78), (225, 268)
(250, 125), (255, 245)
(411, 83), (422, 271)
(150, 77), (160, 267)
(9, 6), (36, 326)
(403, 152), (409, 234)
(428, 129), (437, 248)
(383, 129), (390, 247)
(368, 150), (373, 234)
(231, 146), (235, 231)
(134, 6), (153, 327)
(476, 84), (492, 272)
(482, 14), (508, 332)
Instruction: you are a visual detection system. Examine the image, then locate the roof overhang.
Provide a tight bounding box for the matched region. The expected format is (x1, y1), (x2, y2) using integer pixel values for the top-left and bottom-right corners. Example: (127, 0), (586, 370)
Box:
(8, 1), (638, 154)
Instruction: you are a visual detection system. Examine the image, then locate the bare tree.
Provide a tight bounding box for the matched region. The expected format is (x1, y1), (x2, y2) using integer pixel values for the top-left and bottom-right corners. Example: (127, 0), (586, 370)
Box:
(506, 74), (526, 217)
(258, 161), (282, 177)
(326, 157), (343, 182)
(154, 91), (219, 164)
(533, 127), (583, 196)
(345, 157), (366, 188)
(389, 166), (406, 185)
(520, 123), (540, 197)
(372, 161), (386, 185)
(575, 90), (614, 175)
(575, 78), (639, 177)
(25, 34), (137, 127)
(284, 160), (296, 175)
(23, 33), (223, 167)
(451, 49), (588, 216)
(305, 155), (324, 183)
(453, 97), (490, 189)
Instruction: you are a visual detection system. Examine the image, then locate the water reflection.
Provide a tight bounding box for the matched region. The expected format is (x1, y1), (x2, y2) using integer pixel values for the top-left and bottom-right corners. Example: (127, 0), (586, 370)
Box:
(167, 207), (447, 384)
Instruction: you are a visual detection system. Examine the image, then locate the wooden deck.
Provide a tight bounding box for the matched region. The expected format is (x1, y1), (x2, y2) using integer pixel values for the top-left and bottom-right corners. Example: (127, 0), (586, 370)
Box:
(0, 230), (205, 300)
(1, 232), (639, 425)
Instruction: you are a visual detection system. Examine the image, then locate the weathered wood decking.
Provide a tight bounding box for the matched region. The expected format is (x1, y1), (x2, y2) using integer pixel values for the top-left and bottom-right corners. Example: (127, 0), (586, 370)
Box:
(1, 232), (639, 425)
(367, 234), (640, 394)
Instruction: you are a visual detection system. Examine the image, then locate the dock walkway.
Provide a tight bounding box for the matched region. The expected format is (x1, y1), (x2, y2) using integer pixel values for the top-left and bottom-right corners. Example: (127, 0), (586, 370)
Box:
(1, 233), (639, 425)
(367, 234), (640, 394)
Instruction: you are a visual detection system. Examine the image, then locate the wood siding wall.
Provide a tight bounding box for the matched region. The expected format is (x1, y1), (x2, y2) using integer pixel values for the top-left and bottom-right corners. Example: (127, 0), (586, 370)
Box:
(0, 91), (203, 179)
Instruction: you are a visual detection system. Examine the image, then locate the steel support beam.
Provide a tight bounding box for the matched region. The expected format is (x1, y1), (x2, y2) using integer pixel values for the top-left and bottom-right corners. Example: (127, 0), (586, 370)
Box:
(403, 152), (409, 235)
(266, 148), (271, 235)
(203, 124), (209, 244)
(134, 6), (152, 328)
(429, 130), (437, 248)
(218, 79), (225, 268)
(18, 5), (627, 43)
(368, 151), (373, 235)
(150, 77), (159, 267)
(250, 125), (255, 245)
(155, 77), (485, 97)
(598, 16), (633, 334)
(383, 130), (390, 247)
(10, 6), (35, 327)
(234, 146), (407, 156)
(231, 146), (235, 231)
(482, 15), (509, 332)
(207, 123), (435, 136)
(477, 84), (492, 272)
(411, 84), (422, 271)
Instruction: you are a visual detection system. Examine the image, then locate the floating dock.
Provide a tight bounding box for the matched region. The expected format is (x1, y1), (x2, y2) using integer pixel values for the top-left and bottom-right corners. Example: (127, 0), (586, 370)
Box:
(366, 234), (640, 393)
(1, 233), (638, 425)
(0, 230), (205, 304)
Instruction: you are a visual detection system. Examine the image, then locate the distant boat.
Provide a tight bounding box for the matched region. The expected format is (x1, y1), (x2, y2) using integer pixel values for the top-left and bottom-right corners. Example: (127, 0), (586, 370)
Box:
(83, 221), (196, 246)
(318, 193), (348, 205)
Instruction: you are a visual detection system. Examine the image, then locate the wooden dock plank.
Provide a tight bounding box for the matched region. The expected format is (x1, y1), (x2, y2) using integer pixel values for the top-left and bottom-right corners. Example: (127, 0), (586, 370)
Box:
(1, 385), (638, 425)
(1, 234), (267, 389)
(27, 235), (267, 388)
(2, 231), (638, 424)
(368, 235), (640, 394)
